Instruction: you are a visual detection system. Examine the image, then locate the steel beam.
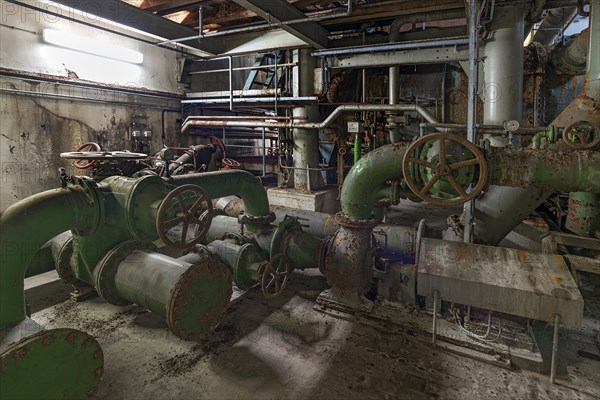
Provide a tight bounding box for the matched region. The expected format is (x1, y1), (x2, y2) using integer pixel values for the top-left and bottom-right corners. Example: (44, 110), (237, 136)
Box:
(230, 0), (329, 48)
(327, 46), (470, 68)
(49, 0), (222, 55)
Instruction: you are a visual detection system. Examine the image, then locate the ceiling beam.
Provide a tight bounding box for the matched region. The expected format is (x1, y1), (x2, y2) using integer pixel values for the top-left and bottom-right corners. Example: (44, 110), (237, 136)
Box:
(50, 0), (224, 55)
(230, 0), (329, 48)
(142, 0), (204, 16)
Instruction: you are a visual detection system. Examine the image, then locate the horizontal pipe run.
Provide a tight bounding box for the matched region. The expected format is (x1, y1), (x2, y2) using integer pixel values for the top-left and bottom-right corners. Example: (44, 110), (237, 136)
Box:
(488, 148), (600, 192)
(182, 104), (438, 133)
(312, 37), (469, 57)
(167, 170), (270, 218)
(160, 1), (352, 45)
(189, 63), (297, 75)
(420, 123), (550, 135)
(181, 96), (318, 104)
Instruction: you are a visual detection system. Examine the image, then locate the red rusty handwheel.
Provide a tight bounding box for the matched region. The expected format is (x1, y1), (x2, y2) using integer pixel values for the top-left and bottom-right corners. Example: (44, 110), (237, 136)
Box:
(156, 184), (213, 250)
(260, 254), (289, 300)
(71, 142), (101, 169)
(222, 158), (241, 168)
(402, 133), (487, 206)
(209, 136), (226, 152)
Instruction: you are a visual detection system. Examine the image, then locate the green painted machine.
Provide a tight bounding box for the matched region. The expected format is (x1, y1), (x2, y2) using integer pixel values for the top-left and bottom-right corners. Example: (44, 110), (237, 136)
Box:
(1, 134), (599, 397)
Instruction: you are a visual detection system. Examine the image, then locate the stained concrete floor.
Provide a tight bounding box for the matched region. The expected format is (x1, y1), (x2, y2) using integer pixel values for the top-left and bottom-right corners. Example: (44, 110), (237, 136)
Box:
(33, 270), (600, 400)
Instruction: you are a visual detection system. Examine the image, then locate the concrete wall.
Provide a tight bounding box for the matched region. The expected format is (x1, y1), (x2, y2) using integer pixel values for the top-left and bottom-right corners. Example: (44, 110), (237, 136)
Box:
(0, 0), (186, 210)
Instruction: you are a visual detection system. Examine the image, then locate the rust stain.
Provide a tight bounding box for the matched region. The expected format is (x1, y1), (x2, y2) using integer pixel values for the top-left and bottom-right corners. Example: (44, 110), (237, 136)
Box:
(516, 250), (527, 266)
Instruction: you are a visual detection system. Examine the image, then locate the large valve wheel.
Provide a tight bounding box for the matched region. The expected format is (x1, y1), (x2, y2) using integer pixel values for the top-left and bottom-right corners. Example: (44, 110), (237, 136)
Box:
(221, 158), (241, 169)
(209, 136), (226, 152)
(260, 254), (289, 300)
(61, 150), (147, 162)
(402, 133), (488, 206)
(562, 121), (600, 150)
(156, 184), (213, 250)
(69, 142), (101, 169)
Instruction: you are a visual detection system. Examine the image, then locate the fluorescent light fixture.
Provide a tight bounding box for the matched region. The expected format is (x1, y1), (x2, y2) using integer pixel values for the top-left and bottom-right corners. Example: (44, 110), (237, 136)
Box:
(43, 29), (144, 64)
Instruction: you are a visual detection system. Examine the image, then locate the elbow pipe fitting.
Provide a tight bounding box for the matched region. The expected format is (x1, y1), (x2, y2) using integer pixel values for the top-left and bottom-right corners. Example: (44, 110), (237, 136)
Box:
(340, 144), (407, 221)
(0, 181), (103, 327)
(167, 169), (270, 219)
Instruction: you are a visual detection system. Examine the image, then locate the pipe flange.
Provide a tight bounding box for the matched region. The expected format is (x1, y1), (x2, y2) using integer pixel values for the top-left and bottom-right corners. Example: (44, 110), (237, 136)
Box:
(55, 237), (80, 286)
(125, 175), (169, 241)
(318, 235), (333, 275)
(94, 240), (155, 306)
(0, 328), (104, 399)
(233, 243), (264, 290)
(166, 259), (232, 341)
(269, 217), (300, 259)
(334, 213), (380, 229)
(240, 212), (276, 226)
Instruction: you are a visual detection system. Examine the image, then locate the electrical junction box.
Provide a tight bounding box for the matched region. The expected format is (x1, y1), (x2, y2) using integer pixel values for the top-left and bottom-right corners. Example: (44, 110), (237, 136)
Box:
(347, 121), (364, 133)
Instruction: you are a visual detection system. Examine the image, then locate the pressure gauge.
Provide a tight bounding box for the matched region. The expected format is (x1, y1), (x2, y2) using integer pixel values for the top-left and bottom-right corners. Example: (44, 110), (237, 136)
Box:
(159, 148), (176, 161)
(503, 120), (520, 132)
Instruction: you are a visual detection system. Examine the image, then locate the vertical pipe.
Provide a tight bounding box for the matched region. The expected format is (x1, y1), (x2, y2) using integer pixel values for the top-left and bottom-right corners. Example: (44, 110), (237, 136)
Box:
(482, 5), (524, 136)
(550, 314), (560, 384)
(464, 0), (480, 244)
(588, 0), (600, 102)
(229, 56), (234, 112)
(472, 4), (533, 245)
(262, 127), (267, 177)
(565, 192), (600, 237)
(292, 48), (320, 190)
(353, 131), (361, 164)
(222, 127), (226, 158)
(432, 290), (439, 345)
(388, 18), (402, 144)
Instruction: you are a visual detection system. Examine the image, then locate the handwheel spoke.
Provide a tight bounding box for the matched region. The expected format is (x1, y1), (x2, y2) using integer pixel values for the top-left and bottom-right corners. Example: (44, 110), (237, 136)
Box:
(450, 158), (479, 170)
(408, 157), (435, 169)
(274, 277), (281, 292)
(265, 276), (276, 290)
(190, 196), (207, 213)
(446, 175), (467, 197)
(180, 221), (189, 245)
(175, 194), (187, 212)
(420, 172), (442, 195)
(163, 215), (185, 229)
(438, 138), (447, 165)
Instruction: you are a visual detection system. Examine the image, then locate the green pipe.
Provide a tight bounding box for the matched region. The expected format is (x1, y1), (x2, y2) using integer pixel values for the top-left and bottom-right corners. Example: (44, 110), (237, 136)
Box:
(531, 125), (557, 149)
(354, 132), (361, 164)
(284, 230), (323, 270)
(488, 148), (600, 192)
(565, 192), (600, 237)
(25, 232), (71, 278)
(112, 249), (232, 340)
(0, 188), (100, 327)
(168, 170), (270, 218)
(341, 144), (405, 220)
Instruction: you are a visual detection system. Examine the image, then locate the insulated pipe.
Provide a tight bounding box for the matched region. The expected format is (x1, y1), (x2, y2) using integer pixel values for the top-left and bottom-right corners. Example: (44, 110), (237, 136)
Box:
(472, 4), (529, 245)
(340, 144), (405, 220)
(167, 170), (269, 218)
(482, 5), (525, 129)
(181, 104), (439, 133)
(531, 7), (577, 45)
(0, 187), (100, 327)
(487, 148), (600, 192)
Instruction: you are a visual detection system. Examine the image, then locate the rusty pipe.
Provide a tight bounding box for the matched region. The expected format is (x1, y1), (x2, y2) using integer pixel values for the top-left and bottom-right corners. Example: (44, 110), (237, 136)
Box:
(181, 104), (439, 134)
